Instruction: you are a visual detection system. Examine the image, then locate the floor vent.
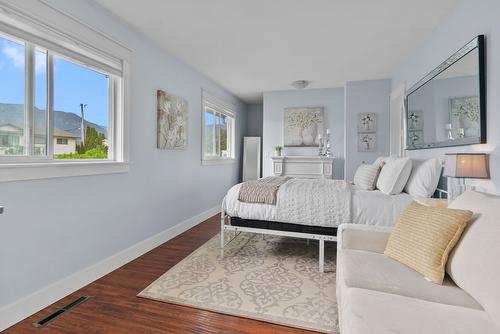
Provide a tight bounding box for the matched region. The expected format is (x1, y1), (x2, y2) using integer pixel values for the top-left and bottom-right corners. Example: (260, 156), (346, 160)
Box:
(33, 295), (91, 328)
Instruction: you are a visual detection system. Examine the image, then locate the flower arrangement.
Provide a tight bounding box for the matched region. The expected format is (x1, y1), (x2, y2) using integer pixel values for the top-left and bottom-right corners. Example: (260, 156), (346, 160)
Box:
(408, 112), (420, 122)
(361, 134), (372, 149)
(452, 103), (479, 122)
(274, 145), (283, 156)
(409, 132), (421, 145)
(361, 114), (373, 126)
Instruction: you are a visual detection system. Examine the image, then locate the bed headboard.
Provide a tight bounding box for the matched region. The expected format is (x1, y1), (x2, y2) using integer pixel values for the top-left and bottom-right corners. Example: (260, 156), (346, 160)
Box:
(433, 168), (448, 199)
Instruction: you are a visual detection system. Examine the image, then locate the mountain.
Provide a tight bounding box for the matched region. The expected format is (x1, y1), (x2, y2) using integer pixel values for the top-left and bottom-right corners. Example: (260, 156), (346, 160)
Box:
(0, 103), (107, 138)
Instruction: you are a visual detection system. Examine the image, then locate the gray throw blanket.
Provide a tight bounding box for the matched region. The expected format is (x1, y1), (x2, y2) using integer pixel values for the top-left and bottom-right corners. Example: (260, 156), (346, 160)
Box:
(238, 176), (290, 205)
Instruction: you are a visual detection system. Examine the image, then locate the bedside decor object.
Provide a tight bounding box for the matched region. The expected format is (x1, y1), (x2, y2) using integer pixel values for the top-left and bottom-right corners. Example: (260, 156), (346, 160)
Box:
(274, 145), (283, 156)
(384, 201), (473, 284)
(323, 128), (332, 157)
(445, 123), (454, 140)
(317, 134), (324, 156)
(358, 113), (377, 132)
(157, 89), (188, 149)
(283, 106), (324, 147)
(444, 153), (490, 200)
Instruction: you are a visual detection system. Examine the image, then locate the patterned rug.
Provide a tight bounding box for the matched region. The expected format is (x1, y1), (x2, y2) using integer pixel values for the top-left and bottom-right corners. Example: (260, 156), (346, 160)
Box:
(138, 232), (338, 333)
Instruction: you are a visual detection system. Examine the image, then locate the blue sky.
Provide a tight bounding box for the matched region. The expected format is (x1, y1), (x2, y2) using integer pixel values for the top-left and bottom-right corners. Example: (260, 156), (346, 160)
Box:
(0, 37), (109, 127)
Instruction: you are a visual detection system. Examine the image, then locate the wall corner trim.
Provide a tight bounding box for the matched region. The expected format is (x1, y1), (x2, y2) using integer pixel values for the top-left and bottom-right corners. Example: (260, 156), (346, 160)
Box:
(0, 205), (220, 331)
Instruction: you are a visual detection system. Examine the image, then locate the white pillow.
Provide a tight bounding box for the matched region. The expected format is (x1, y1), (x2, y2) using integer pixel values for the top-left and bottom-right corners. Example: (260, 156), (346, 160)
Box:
(353, 163), (382, 190)
(374, 155), (397, 166)
(376, 157), (413, 195)
(404, 158), (442, 198)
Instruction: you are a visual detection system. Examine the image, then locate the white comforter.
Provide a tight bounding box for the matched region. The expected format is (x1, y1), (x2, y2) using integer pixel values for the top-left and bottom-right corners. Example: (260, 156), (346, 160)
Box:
(223, 179), (414, 228)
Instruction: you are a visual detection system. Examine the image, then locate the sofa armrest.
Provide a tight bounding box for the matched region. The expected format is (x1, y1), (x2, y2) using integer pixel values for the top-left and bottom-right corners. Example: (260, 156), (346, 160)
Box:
(337, 224), (393, 254)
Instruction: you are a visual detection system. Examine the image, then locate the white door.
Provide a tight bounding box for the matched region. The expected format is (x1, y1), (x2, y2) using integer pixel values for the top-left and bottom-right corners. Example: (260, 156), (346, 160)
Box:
(242, 137), (261, 181)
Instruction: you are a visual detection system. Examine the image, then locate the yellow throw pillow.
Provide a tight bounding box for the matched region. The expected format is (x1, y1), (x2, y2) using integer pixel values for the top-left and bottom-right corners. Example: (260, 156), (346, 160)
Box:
(384, 201), (473, 284)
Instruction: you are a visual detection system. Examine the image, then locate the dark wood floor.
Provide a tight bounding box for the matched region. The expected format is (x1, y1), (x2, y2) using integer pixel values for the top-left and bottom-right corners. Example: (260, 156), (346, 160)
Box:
(6, 214), (313, 334)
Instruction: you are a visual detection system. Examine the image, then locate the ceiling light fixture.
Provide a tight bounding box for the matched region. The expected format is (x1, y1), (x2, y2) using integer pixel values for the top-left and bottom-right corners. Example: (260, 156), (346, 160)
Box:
(291, 80), (310, 90)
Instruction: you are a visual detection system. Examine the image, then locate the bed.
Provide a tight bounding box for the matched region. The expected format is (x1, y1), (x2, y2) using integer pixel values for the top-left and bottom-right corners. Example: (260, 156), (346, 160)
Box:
(220, 156), (444, 272)
(220, 178), (415, 272)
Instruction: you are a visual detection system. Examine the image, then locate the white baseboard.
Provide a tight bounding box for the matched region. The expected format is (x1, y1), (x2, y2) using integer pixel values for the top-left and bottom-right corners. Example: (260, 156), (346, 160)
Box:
(0, 206), (220, 331)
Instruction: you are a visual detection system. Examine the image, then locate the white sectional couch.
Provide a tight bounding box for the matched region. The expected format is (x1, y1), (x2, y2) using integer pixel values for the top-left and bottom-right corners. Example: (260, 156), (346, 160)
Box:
(336, 191), (500, 334)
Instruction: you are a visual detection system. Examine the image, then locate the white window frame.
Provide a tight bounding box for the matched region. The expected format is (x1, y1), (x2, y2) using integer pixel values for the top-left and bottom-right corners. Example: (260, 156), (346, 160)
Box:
(0, 1), (131, 182)
(201, 90), (236, 165)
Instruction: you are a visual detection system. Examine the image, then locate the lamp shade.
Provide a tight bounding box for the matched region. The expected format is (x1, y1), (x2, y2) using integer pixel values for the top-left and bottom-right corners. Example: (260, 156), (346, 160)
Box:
(443, 153), (490, 178)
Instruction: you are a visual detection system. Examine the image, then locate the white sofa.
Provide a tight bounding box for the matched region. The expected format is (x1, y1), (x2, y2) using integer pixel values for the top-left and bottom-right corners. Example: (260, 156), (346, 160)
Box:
(336, 191), (500, 334)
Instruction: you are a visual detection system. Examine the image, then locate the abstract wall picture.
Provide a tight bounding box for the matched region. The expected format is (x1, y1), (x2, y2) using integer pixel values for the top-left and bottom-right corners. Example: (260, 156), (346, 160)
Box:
(449, 96), (480, 138)
(357, 113), (377, 132)
(407, 110), (423, 131)
(283, 106), (324, 147)
(408, 130), (424, 147)
(157, 90), (188, 149)
(357, 133), (377, 152)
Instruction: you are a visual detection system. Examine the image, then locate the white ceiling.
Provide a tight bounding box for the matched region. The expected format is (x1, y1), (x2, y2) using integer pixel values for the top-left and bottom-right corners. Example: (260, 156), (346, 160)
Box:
(96, 0), (457, 103)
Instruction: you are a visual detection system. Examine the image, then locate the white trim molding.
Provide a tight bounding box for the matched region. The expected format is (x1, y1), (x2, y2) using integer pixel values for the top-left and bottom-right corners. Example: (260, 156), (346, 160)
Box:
(0, 205), (220, 331)
(0, 161), (129, 182)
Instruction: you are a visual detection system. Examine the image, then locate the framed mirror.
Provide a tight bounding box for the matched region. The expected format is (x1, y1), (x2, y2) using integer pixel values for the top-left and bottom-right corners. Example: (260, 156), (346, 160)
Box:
(405, 35), (486, 150)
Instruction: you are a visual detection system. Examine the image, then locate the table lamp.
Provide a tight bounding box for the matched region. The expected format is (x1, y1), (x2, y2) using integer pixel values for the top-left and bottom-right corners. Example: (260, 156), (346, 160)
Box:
(443, 153), (490, 200)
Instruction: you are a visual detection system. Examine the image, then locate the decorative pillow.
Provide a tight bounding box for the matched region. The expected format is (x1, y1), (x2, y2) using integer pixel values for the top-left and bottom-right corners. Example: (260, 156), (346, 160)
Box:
(376, 157), (412, 195)
(353, 163), (382, 190)
(384, 201), (473, 284)
(374, 155), (397, 166)
(404, 158), (442, 198)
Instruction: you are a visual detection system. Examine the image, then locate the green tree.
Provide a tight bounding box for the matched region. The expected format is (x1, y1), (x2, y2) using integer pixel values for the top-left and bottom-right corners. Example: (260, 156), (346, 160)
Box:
(76, 126), (107, 155)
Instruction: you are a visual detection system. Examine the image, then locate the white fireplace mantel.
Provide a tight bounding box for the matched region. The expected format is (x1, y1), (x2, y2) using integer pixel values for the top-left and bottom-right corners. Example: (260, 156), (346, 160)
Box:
(271, 156), (334, 179)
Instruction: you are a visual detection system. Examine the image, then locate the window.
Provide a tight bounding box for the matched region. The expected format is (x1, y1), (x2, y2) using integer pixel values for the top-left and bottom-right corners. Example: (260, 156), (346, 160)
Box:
(202, 91), (235, 164)
(0, 36), (24, 155)
(0, 30), (121, 162)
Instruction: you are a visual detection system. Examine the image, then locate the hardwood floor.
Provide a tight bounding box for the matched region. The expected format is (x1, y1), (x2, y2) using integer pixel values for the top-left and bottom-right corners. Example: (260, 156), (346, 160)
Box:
(6, 214), (313, 334)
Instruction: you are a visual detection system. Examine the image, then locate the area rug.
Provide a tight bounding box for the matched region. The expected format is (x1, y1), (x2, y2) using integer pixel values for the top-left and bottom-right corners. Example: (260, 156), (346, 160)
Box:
(138, 232), (338, 333)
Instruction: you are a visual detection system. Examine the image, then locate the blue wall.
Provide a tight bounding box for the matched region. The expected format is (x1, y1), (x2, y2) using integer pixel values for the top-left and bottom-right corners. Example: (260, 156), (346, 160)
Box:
(392, 0), (500, 194)
(0, 0), (247, 310)
(262, 88), (345, 178)
(344, 79), (392, 180)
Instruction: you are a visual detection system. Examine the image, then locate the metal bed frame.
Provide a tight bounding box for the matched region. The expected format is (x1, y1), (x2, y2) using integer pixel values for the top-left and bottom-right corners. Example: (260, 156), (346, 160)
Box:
(220, 211), (336, 273)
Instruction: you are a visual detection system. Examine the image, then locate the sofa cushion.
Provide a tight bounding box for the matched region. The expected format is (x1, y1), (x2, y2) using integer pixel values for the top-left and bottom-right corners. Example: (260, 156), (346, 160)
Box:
(338, 224), (392, 253)
(337, 283), (498, 334)
(384, 201), (472, 284)
(339, 249), (482, 309)
(447, 191), (500, 327)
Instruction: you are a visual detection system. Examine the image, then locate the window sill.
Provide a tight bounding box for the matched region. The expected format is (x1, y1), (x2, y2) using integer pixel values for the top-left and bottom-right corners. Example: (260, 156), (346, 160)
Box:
(202, 158), (236, 166)
(0, 160), (129, 182)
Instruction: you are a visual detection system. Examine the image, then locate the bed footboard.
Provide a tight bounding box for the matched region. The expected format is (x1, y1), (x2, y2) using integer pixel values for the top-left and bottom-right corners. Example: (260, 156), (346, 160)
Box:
(220, 214), (336, 273)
